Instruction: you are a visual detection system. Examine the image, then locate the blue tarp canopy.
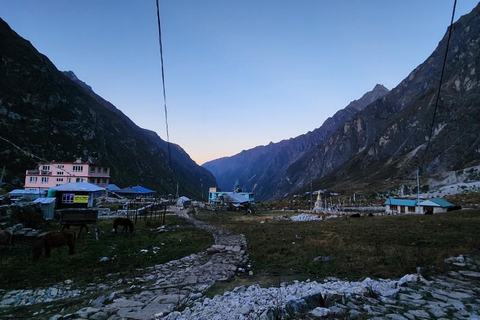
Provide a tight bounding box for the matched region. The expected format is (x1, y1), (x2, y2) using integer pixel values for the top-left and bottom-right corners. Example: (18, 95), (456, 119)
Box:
(115, 186), (155, 195)
(108, 184), (121, 191)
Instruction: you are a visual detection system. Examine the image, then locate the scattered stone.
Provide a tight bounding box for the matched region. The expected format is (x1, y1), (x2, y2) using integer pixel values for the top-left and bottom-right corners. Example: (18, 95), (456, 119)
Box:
(458, 270), (480, 278)
(313, 255), (331, 263)
(285, 298), (309, 315)
(406, 309), (430, 318)
(290, 213), (322, 221)
(310, 307), (330, 317)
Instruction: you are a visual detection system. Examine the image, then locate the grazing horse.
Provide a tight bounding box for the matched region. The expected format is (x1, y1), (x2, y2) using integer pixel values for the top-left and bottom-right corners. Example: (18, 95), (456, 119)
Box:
(62, 223), (89, 236)
(0, 230), (13, 250)
(113, 217), (134, 234)
(32, 230), (76, 260)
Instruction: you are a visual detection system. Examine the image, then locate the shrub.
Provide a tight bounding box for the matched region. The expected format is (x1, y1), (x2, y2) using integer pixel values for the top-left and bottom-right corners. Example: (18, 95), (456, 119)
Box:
(10, 204), (44, 229)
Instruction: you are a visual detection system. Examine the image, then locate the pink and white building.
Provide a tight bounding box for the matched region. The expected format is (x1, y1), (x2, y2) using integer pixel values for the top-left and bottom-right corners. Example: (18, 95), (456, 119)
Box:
(24, 160), (110, 190)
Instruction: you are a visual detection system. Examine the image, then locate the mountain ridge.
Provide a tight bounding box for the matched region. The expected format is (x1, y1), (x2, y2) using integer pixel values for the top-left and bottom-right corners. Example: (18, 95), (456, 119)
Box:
(284, 3), (480, 197)
(204, 3), (480, 201)
(0, 18), (216, 197)
(203, 84), (390, 200)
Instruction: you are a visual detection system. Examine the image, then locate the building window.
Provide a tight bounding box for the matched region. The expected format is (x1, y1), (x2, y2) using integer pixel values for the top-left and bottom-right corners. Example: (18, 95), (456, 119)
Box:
(56, 178), (64, 182)
(90, 167), (96, 173)
(58, 165), (64, 169)
(390, 205), (398, 211)
(101, 178), (107, 183)
(41, 177), (49, 184)
(408, 206), (416, 212)
(68, 178), (72, 183)
(29, 177), (38, 183)
(103, 167), (108, 173)
(62, 193), (74, 204)
(57, 171), (64, 175)
(73, 165), (83, 172)
(76, 178), (81, 182)
(42, 165), (50, 171)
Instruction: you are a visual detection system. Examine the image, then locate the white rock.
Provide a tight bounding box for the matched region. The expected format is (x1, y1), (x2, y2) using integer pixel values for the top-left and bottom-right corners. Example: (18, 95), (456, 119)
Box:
(310, 307), (331, 317)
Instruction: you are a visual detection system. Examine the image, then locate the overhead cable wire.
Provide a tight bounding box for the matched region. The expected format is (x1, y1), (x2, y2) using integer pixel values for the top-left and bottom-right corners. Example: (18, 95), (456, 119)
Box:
(0, 134), (76, 176)
(155, 0), (174, 188)
(421, 0), (457, 171)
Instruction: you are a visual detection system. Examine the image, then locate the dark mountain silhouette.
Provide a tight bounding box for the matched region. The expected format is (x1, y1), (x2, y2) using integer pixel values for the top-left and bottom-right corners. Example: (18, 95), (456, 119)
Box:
(285, 3), (480, 197)
(203, 85), (389, 200)
(0, 18), (215, 197)
(204, 3), (480, 200)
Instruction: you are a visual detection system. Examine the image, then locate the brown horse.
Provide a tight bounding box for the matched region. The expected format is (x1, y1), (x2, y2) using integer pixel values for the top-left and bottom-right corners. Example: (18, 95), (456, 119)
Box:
(62, 223), (89, 236)
(0, 230), (13, 250)
(113, 217), (134, 234)
(33, 230), (76, 260)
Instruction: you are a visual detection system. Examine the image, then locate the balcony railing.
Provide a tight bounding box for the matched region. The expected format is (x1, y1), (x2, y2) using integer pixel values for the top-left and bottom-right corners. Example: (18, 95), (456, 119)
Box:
(26, 170), (52, 176)
(88, 172), (110, 178)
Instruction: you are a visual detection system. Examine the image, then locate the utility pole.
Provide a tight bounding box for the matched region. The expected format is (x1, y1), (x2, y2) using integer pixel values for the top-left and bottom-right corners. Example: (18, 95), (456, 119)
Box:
(416, 168), (420, 214)
(0, 166), (5, 186)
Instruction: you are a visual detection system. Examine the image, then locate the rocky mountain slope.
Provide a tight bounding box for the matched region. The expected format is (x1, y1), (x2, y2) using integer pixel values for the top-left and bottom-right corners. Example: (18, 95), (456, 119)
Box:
(205, 3), (480, 201)
(287, 3), (480, 198)
(203, 83), (389, 200)
(0, 18), (215, 197)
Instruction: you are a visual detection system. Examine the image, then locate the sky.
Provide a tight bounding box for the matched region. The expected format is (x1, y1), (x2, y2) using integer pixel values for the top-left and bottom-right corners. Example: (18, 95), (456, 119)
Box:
(0, 1), (478, 165)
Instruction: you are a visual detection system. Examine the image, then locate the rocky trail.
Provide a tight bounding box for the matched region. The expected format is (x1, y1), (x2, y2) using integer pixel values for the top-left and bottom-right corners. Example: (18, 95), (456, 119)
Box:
(1, 210), (248, 319)
(1, 210), (480, 319)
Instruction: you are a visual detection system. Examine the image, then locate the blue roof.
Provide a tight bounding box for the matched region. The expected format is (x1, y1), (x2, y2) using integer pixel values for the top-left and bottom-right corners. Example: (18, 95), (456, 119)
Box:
(10, 189), (47, 196)
(34, 197), (56, 204)
(426, 198), (453, 207)
(53, 182), (105, 192)
(115, 187), (141, 194)
(131, 186), (155, 194)
(384, 198), (418, 206)
(108, 184), (121, 191)
(116, 186), (155, 194)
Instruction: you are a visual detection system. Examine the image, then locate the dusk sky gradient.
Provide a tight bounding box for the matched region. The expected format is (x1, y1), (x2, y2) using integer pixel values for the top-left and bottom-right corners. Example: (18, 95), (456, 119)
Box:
(0, 1), (478, 165)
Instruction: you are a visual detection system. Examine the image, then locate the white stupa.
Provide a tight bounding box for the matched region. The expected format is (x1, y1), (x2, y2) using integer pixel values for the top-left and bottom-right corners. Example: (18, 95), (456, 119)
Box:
(312, 191), (323, 213)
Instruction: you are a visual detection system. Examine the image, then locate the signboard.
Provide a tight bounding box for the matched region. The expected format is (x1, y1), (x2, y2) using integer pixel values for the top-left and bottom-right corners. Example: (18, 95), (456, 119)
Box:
(73, 195), (89, 204)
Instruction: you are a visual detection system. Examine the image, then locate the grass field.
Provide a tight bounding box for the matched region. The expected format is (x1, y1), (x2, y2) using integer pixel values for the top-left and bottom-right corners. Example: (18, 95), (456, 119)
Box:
(195, 209), (480, 284)
(2, 208), (480, 300)
(0, 215), (213, 290)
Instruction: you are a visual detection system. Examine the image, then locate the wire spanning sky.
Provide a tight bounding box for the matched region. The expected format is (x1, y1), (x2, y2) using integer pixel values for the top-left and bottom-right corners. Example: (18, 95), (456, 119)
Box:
(0, 1), (478, 165)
